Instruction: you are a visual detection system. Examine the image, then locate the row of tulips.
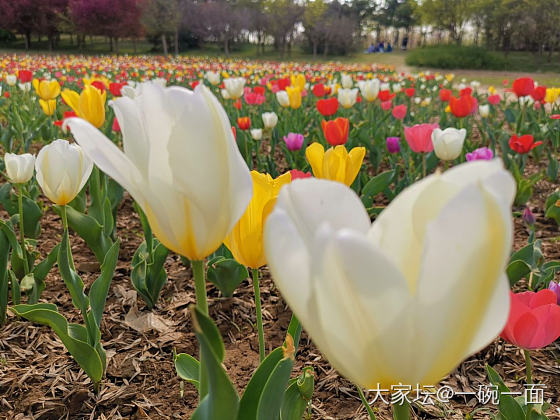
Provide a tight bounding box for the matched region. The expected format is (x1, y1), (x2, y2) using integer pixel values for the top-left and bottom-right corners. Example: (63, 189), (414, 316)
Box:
(1, 54), (560, 419)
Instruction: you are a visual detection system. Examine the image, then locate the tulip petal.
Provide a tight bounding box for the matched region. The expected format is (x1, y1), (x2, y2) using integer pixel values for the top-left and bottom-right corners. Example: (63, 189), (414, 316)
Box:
(413, 181), (511, 384)
(65, 118), (144, 204)
(305, 143), (325, 178)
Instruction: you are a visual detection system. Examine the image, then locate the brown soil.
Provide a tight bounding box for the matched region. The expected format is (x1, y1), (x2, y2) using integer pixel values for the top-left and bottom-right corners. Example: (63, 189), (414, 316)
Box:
(1, 173), (559, 419)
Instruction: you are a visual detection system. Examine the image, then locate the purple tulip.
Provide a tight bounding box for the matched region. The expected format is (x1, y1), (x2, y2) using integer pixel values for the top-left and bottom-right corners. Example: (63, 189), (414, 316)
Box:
(466, 147), (493, 161)
(522, 206), (536, 225)
(283, 133), (304, 151)
(549, 281), (560, 304)
(386, 137), (400, 154)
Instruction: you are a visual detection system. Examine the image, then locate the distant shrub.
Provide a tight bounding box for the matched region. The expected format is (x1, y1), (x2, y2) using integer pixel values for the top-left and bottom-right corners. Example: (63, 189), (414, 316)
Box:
(0, 29), (15, 43)
(406, 45), (506, 70)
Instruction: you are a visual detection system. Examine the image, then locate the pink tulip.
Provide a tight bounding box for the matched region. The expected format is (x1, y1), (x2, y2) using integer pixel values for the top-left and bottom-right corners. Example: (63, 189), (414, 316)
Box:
(404, 123), (439, 153)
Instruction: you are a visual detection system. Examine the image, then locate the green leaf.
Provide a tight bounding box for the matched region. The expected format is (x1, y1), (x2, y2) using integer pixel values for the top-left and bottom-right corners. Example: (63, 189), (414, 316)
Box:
(89, 241), (120, 329)
(58, 231), (89, 311)
(498, 395), (525, 420)
(506, 260), (531, 287)
(28, 243), (60, 303)
(11, 304), (104, 384)
(175, 353), (200, 389)
(191, 307), (239, 420)
(207, 258), (248, 298)
(238, 348), (285, 420)
(361, 170), (394, 198)
(130, 240), (169, 309)
(256, 354), (295, 420)
(55, 205), (112, 263)
(486, 365), (509, 393)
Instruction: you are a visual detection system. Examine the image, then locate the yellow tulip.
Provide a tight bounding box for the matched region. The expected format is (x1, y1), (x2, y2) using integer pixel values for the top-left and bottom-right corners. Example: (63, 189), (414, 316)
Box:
(290, 74), (306, 91)
(83, 76), (110, 89)
(224, 171), (291, 268)
(61, 86), (106, 128)
(305, 143), (365, 187)
(39, 99), (57, 116)
(545, 87), (560, 104)
(286, 86), (302, 109)
(33, 79), (61, 100)
(488, 85), (496, 95)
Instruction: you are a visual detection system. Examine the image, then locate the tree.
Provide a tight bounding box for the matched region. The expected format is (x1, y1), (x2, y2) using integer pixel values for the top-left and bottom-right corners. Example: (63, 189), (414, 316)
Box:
(420, 0), (473, 44)
(303, 0), (328, 57)
(70, 0), (143, 53)
(141, 0), (182, 55)
(0, 0), (68, 50)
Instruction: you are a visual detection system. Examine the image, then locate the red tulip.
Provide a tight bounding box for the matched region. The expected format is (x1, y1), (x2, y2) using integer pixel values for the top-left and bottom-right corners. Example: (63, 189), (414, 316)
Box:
(109, 82), (126, 96)
(312, 83), (326, 97)
(509, 134), (542, 154)
(381, 100), (392, 110)
(512, 77), (535, 97)
(405, 88), (415, 97)
(290, 169), (312, 179)
(404, 123), (439, 153)
(531, 86), (546, 102)
(234, 99), (242, 110)
(112, 117), (121, 132)
(91, 81), (106, 92)
(17, 69), (33, 83)
(237, 117), (251, 130)
(321, 117), (349, 146)
(54, 111), (78, 127)
(316, 97), (338, 116)
(378, 90), (396, 102)
(392, 104), (407, 120)
(231, 126), (237, 140)
(439, 89), (452, 102)
(449, 95), (477, 118)
(488, 94), (501, 105)
(459, 87), (472, 96)
(500, 290), (560, 350)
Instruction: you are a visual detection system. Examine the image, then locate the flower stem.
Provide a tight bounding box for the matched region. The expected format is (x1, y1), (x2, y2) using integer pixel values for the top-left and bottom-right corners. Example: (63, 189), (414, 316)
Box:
(60, 205), (75, 271)
(17, 184), (29, 275)
(192, 260), (208, 315)
(422, 153), (426, 178)
(356, 386), (376, 420)
(524, 349), (533, 384)
(252, 268), (265, 362)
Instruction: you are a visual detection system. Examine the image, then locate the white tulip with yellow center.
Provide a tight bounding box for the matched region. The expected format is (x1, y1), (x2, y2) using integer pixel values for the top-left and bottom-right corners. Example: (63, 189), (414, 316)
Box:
(358, 79), (380, 102)
(65, 82), (253, 261)
(264, 160), (515, 389)
(337, 88), (358, 109)
(431, 127), (466, 161)
(224, 77), (245, 100)
(35, 140), (93, 205)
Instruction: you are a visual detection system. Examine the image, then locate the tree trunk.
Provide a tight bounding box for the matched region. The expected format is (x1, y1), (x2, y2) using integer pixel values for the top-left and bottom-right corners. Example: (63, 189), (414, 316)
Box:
(323, 41), (329, 57)
(109, 37), (114, 52)
(224, 38), (230, 56)
(161, 34), (168, 56)
(115, 37), (119, 55)
(133, 38), (137, 54)
(313, 40), (317, 58)
(25, 32), (31, 50)
(174, 28), (179, 56)
(48, 34), (54, 51)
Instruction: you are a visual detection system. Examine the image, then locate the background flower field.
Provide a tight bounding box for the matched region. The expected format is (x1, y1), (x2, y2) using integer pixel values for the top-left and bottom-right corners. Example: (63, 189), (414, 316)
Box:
(0, 53), (559, 419)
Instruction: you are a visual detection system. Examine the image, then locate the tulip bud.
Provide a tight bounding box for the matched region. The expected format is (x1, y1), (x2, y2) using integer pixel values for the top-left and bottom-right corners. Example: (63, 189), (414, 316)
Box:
(386, 137), (400, 154)
(466, 147), (493, 161)
(358, 79), (380, 102)
(35, 139), (93, 205)
(283, 133), (304, 151)
(262, 112), (278, 129)
(522, 206), (535, 225)
(341, 73), (353, 89)
(205, 71), (220, 86)
(5, 74), (16, 86)
(479, 104), (490, 118)
(4, 153), (35, 184)
(250, 128), (263, 141)
(548, 281), (560, 304)
(431, 127), (466, 161)
(224, 77), (245, 100)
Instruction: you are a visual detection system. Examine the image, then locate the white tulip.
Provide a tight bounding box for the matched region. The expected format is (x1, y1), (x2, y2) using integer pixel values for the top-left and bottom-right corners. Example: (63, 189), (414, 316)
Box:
(276, 90), (290, 107)
(341, 73), (353, 89)
(65, 82), (252, 260)
(224, 77), (245, 100)
(264, 160), (515, 389)
(431, 127), (467, 161)
(338, 88), (358, 109)
(4, 153), (35, 184)
(221, 89), (230, 100)
(479, 104), (490, 118)
(392, 83), (402, 93)
(380, 82), (390, 91)
(262, 112), (278, 129)
(358, 79), (380, 102)
(205, 71), (221, 86)
(35, 140), (93, 205)
(18, 83), (31, 92)
(250, 129), (263, 141)
(5, 74), (17, 86)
